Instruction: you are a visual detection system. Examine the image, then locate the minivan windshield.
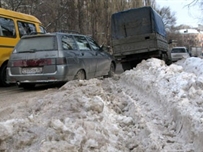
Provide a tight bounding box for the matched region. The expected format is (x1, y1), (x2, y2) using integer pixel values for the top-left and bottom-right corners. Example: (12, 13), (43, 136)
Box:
(15, 36), (57, 53)
(171, 48), (187, 53)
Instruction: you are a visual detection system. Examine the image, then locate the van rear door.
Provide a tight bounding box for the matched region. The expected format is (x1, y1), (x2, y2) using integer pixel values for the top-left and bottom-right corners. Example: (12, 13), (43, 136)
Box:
(8, 35), (59, 75)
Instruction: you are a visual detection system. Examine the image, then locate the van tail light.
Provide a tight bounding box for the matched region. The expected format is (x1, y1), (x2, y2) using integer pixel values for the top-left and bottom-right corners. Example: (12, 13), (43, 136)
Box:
(11, 59), (55, 67)
(10, 58), (67, 67)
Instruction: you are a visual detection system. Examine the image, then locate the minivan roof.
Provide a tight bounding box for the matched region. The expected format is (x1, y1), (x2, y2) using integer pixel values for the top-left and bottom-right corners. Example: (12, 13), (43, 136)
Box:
(21, 32), (88, 39)
(0, 8), (41, 23)
(172, 47), (187, 49)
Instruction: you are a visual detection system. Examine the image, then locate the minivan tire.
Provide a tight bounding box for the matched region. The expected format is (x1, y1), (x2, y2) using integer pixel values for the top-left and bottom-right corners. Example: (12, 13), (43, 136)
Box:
(0, 63), (10, 87)
(74, 70), (85, 80)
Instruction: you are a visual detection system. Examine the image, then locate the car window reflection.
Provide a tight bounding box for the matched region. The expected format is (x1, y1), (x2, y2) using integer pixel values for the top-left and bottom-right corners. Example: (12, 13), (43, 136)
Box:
(74, 36), (91, 50)
(61, 35), (77, 50)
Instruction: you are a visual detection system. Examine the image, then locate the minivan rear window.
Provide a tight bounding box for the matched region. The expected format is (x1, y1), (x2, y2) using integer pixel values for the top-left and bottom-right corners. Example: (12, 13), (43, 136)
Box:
(15, 36), (57, 53)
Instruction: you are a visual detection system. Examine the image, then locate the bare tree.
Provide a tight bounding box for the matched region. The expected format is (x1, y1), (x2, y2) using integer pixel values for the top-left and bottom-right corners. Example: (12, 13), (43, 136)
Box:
(156, 6), (176, 30)
(1, 0), (180, 47)
(77, 0), (85, 33)
(145, 0), (155, 7)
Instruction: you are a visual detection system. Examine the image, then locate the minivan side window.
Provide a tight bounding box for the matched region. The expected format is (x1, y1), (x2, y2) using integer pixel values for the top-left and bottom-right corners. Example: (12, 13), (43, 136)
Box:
(74, 36), (91, 50)
(40, 26), (46, 33)
(61, 35), (77, 50)
(86, 37), (100, 51)
(0, 17), (16, 37)
(17, 21), (36, 37)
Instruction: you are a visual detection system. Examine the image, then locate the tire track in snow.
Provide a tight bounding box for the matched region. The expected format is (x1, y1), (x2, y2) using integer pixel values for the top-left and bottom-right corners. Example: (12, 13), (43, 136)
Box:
(103, 75), (194, 151)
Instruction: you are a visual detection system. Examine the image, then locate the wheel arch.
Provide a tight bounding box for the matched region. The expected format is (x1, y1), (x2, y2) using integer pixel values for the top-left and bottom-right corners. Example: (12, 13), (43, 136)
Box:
(0, 59), (9, 87)
(74, 68), (87, 80)
(0, 59), (8, 71)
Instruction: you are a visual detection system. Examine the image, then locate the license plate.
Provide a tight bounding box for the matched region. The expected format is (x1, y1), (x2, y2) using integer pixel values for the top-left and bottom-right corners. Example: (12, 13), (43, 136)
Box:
(22, 67), (42, 74)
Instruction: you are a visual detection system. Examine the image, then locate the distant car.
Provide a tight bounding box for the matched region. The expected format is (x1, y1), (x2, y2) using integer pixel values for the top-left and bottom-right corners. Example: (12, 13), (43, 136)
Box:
(171, 47), (190, 62)
(7, 32), (116, 89)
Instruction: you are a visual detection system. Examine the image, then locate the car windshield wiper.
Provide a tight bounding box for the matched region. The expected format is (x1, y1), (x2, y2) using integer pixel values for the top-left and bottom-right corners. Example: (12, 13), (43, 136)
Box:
(18, 49), (37, 53)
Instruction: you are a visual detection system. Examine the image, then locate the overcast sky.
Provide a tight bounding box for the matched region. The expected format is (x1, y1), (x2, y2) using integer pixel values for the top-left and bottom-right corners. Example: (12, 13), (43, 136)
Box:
(156, 0), (202, 27)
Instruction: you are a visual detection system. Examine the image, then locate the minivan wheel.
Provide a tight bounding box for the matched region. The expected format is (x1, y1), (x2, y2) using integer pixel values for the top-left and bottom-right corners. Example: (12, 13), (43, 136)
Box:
(74, 70), (85, 80)
(21, 84), (36, 90)
(0, 63), (10, 87)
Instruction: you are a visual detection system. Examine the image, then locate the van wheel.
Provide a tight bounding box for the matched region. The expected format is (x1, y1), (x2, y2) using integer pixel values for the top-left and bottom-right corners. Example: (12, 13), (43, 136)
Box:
(161, 52), (172, 65)
(0, 63), (10, 87)
(21, 84), (35, 90)
(161, 52), (167, 61)
(74, 70), (85, 80)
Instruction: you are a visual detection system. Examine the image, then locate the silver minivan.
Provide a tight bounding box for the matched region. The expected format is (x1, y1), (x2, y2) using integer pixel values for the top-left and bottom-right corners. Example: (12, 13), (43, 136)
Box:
(7, 32), (116, 89)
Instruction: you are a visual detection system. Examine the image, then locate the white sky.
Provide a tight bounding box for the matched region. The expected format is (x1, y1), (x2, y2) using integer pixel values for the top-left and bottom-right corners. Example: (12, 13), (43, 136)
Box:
(156, 0), (202, 27)
(1, 57), (203, 151)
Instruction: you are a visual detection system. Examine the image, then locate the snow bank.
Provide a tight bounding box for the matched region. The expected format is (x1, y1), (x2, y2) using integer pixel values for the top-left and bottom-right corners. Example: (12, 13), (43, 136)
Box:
(0, 57), (203, 152)
(121, 58), (203, 151)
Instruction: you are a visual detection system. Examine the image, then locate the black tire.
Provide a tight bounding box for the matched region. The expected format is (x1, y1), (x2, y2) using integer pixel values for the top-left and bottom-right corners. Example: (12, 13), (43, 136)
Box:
(161, 52), (172, 65)
(74, 70), (86, 80)
(0, 63), (10, 87)
(161, 52), (167, 61)
(21, 84), (36, 90)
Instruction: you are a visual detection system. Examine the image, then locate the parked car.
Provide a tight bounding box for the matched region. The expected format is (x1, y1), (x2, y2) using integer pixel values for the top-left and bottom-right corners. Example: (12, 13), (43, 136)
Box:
(6, 32), (116, 89)
(171, 47), (190, 62)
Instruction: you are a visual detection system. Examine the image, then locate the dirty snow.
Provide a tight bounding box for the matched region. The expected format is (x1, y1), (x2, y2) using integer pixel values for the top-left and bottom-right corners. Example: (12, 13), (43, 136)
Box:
(0, 57), (203, 152)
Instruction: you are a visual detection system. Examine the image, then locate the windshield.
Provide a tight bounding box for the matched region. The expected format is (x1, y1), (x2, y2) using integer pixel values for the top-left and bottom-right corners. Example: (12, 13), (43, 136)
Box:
(15, 36), (57, 53)
(171, 48), (187, 53)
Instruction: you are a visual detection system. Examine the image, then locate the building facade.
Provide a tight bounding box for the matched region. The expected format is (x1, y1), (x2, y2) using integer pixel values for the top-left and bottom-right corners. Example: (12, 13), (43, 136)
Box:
(179, 25), (203, 52)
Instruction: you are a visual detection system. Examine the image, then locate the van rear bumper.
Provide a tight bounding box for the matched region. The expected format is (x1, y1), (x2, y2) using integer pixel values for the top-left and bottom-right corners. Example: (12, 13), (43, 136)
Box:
(6, 65), (75, 84)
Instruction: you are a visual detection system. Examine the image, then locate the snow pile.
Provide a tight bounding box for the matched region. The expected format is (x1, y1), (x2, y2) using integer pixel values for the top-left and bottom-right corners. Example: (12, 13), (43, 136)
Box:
(121, 58), (203, 151)
(0, 57), (203, 152)
(0, 79), (140, 152)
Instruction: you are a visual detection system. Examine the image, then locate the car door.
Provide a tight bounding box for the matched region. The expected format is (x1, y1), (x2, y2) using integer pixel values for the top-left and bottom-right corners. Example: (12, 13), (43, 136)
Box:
(73, 35), (97, 78)
(61, 34), (81, 78)
(86, 36), (111, 77)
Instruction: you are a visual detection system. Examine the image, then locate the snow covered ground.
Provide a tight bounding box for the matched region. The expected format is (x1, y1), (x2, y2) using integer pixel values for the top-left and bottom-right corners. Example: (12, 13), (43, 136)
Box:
(0, 57), (203, 152)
